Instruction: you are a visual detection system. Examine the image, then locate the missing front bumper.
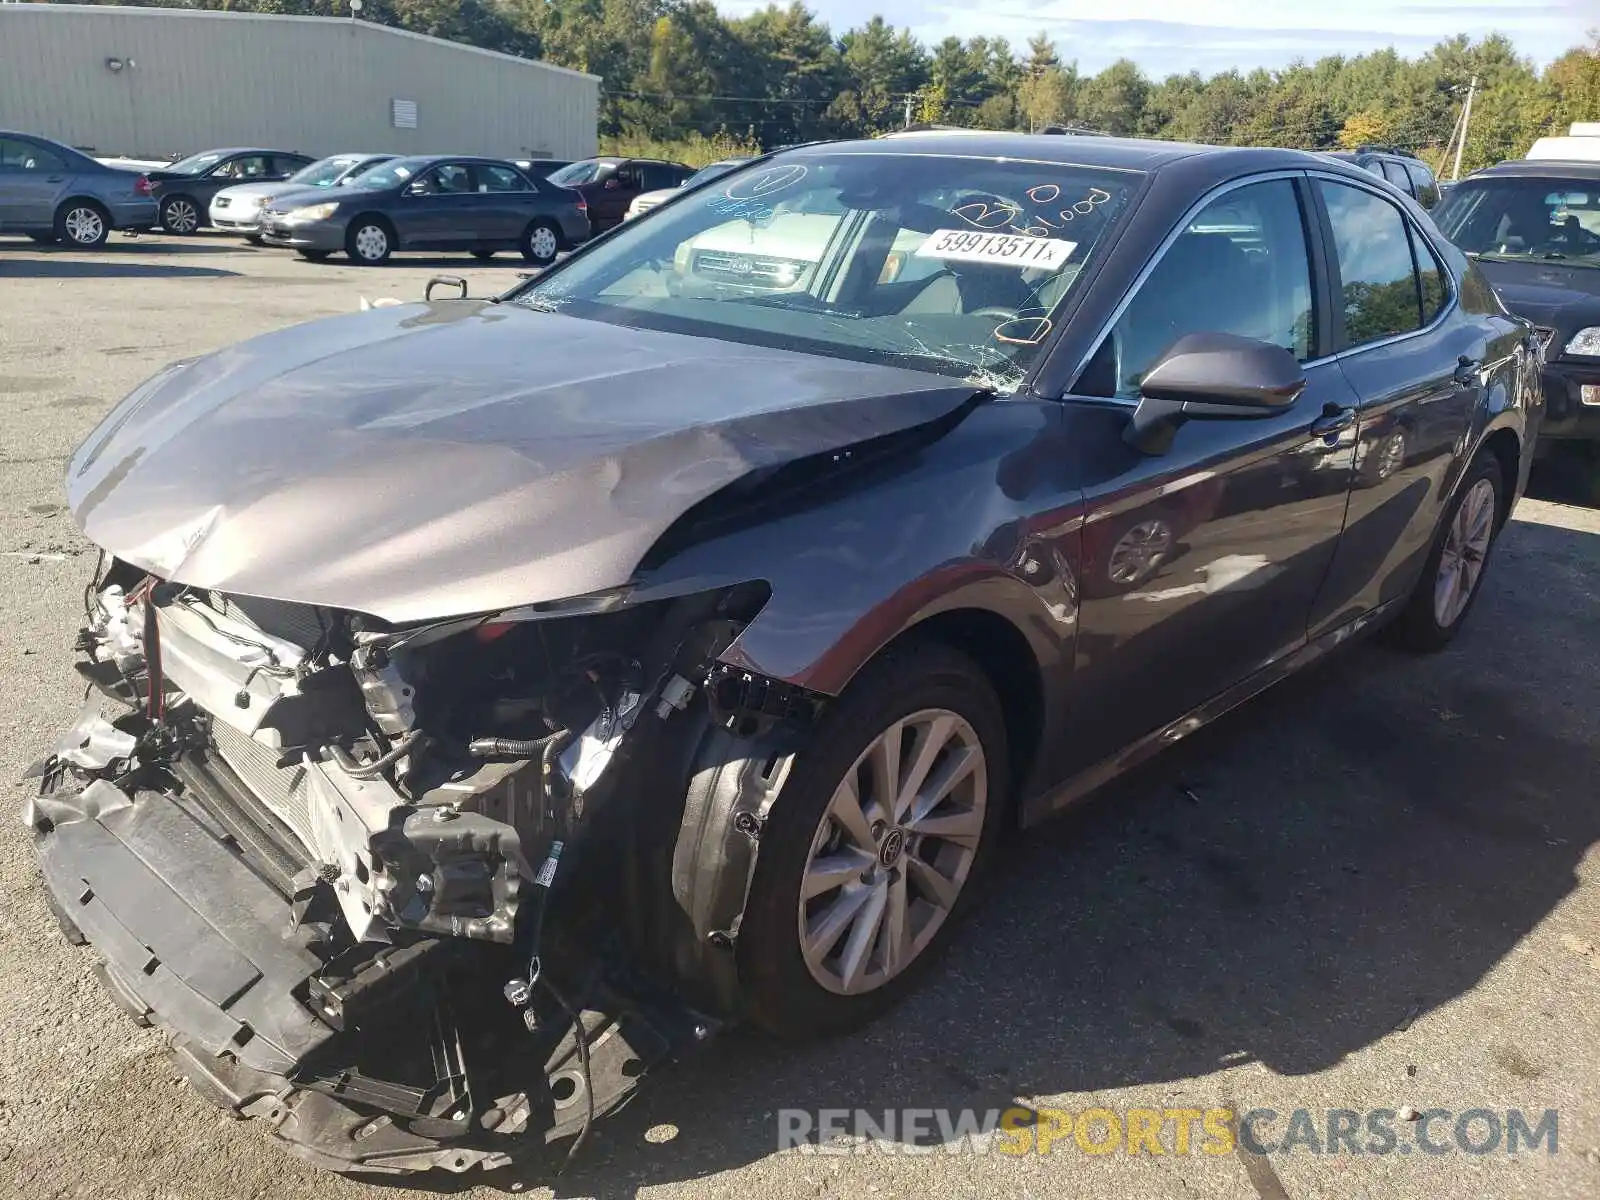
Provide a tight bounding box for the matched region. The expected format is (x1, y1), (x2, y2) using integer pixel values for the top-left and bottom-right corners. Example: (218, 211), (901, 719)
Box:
(29, 774), (710, 1175)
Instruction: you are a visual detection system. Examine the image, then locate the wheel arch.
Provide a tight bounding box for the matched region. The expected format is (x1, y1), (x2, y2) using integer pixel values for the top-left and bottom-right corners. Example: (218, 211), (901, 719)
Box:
(870, 606), (1046, 823)
(1477, 424), (1522, 528)
(55, 194), (110, 220)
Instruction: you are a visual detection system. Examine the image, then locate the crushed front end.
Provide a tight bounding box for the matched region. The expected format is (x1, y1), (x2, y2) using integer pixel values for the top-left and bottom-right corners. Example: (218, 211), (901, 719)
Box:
(24, 557), (803, 1175)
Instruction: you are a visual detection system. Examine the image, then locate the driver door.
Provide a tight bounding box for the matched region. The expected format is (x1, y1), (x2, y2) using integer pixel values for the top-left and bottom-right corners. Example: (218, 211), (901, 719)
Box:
(403, 162), (475, 249)
(1054, 174), (1361, 777)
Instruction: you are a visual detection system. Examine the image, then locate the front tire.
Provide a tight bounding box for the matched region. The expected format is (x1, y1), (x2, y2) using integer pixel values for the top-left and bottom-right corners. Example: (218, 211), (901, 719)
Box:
(160, 195), (201, 235)
(296, 249), (332, 262)
(737, 642), (1008, 1038)
(520, 219), (560, 266)
(471, 249), (496, 262)
(1389, 452), (1503, 651)
(345, 218), (393, 265)
(54, 200), (110, 249)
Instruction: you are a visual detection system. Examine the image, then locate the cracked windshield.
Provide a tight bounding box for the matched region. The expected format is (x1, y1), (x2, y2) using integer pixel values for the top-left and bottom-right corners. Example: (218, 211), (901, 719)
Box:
(518, 152), (1140, 392)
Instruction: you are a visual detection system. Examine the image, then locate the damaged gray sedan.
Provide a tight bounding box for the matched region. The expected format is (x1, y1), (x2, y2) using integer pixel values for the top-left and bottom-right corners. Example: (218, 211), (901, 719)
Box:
(26, 135), (1540, 1175)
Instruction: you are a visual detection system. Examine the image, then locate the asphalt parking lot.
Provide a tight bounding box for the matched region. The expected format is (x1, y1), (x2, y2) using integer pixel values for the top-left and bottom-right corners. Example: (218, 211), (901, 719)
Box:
(2, 231), (1599, 1200)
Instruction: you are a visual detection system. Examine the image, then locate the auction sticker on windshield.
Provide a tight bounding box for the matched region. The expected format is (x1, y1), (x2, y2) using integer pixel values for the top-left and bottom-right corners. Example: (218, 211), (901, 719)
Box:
(916, 229), (1077, 268)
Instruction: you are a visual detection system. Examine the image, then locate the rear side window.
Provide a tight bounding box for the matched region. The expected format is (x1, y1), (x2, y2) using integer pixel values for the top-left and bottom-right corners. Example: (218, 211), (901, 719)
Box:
(1318, 180), (1423, 348)
(1412, 229), (1450, 322)
(478, 164), (530, 192)
(1380, 160), (1412, 193)
(1405, 162), (1439, 207)
(1081, 178), (1315, 398)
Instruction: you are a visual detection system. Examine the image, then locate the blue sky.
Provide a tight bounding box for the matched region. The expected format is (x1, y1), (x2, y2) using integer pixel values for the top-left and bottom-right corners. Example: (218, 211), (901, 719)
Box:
(717, 0), (1596, 77)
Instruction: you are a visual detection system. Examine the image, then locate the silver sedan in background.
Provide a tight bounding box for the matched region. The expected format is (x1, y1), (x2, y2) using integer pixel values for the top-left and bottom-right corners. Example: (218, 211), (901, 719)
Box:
(209, 152), (397, 241)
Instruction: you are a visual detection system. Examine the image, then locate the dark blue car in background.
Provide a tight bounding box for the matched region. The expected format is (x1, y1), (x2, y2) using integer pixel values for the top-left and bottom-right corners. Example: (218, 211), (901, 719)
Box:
(0, 130), (157, 248)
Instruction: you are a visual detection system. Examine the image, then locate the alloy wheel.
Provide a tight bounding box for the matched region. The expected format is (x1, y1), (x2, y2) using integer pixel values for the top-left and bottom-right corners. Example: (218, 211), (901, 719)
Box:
(1433, 477), (1496, 628)
(1376, 431), (1406, 480)
(797, 708), (987, 996)
(1107, 518), (1174, 585)
(63, 206), (104, 245)
(163, 198), (199, 234)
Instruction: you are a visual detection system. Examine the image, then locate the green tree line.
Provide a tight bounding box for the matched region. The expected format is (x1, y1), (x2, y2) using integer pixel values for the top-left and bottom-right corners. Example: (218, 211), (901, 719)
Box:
(71, 0), (1600, 170)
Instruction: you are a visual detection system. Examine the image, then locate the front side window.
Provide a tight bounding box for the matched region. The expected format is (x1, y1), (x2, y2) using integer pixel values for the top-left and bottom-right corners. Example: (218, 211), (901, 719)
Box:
(1080, 178), (1314, 399)
(418, 164), (472, 195)
(212, 155), (272, 180)
(1318, 180), (1424, 348)
(516, 152), (1141, 392)
(1433, 177), (1600, 269)
(478, 164), (529, 193)
(0, 139), (63, 171)
(350, 159), (423, 190)
(165, 150), (226, 176)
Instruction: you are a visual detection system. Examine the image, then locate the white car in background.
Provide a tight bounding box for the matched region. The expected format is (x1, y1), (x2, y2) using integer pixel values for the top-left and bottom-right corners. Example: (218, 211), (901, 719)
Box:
(625, 157), (752, 221)
(209, 152), (396, 241)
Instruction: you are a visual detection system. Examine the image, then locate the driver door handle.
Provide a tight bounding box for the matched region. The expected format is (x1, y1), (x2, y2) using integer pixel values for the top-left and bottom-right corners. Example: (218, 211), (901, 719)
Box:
(1309, 405), (1356, 438)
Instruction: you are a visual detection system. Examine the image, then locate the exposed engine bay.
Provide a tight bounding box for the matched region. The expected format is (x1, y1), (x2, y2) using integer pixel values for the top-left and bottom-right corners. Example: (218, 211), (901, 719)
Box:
(26, 556), (818, 1174)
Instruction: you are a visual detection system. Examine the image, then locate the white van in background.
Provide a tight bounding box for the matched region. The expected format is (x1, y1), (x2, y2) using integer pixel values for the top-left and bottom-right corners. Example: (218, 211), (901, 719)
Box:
(1527, 122), (1600, 163)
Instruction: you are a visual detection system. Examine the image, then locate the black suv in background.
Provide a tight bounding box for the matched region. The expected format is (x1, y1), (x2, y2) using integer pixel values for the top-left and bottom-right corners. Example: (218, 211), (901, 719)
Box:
(1324, 146), (1442, 208)
(547, 157), (693, 231)
(1434, 158), (1600, 443)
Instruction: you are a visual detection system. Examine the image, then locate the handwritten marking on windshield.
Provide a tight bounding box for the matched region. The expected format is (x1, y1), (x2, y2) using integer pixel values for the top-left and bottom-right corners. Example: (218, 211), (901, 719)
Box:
(725, 164), (808, 201)
(704, 194), (776, 223)
(954, 187), (1114, 237)
(993, 316), (1053, 345)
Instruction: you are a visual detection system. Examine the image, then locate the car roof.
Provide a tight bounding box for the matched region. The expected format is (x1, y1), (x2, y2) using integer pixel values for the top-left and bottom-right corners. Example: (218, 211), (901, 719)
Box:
(789, 132), (1330, 178)
(1462, 158), (1600, 182)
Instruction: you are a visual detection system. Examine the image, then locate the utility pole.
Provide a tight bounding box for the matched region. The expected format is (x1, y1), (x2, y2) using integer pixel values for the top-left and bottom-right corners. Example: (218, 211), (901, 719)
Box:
(1451, 75), (1477, 181)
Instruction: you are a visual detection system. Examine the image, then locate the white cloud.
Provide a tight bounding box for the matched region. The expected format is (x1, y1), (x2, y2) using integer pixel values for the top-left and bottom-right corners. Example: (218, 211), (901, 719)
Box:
(714, 0), (1593, 75)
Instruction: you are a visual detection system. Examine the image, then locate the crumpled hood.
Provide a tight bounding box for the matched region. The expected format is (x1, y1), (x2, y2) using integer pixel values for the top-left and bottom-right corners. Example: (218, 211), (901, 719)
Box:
(67, 300), (974, 623)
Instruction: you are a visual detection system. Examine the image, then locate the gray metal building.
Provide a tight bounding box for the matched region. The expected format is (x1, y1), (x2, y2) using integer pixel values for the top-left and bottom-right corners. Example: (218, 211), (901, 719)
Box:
(0, 4), (598, 162)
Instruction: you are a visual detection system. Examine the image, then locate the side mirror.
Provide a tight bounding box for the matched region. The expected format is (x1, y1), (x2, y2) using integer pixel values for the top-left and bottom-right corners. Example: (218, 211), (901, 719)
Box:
(603, 178), (620, 190)
(405, 179), (428, 196)
(1126, 332), (1307, 454)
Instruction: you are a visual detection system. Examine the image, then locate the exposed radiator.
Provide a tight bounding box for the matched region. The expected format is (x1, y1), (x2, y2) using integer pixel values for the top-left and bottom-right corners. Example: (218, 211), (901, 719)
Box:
(209, 720), (316, 856)
(208, 592), (331, 651)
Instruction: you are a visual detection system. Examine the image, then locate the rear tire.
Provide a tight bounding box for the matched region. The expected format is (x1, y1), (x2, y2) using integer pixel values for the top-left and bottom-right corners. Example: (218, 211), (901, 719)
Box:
(737, 642), (1008, 1039)
(244, 233), (264, 246)
(345, 217), (393, 265)
(29, 233), (58, 245)
(160, 195), (201, 235)
(296, 249), (332, 262)
(1389, 452), (1504, 652)
(54, 200), (110, 249)
(519, 219), (560, 266)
